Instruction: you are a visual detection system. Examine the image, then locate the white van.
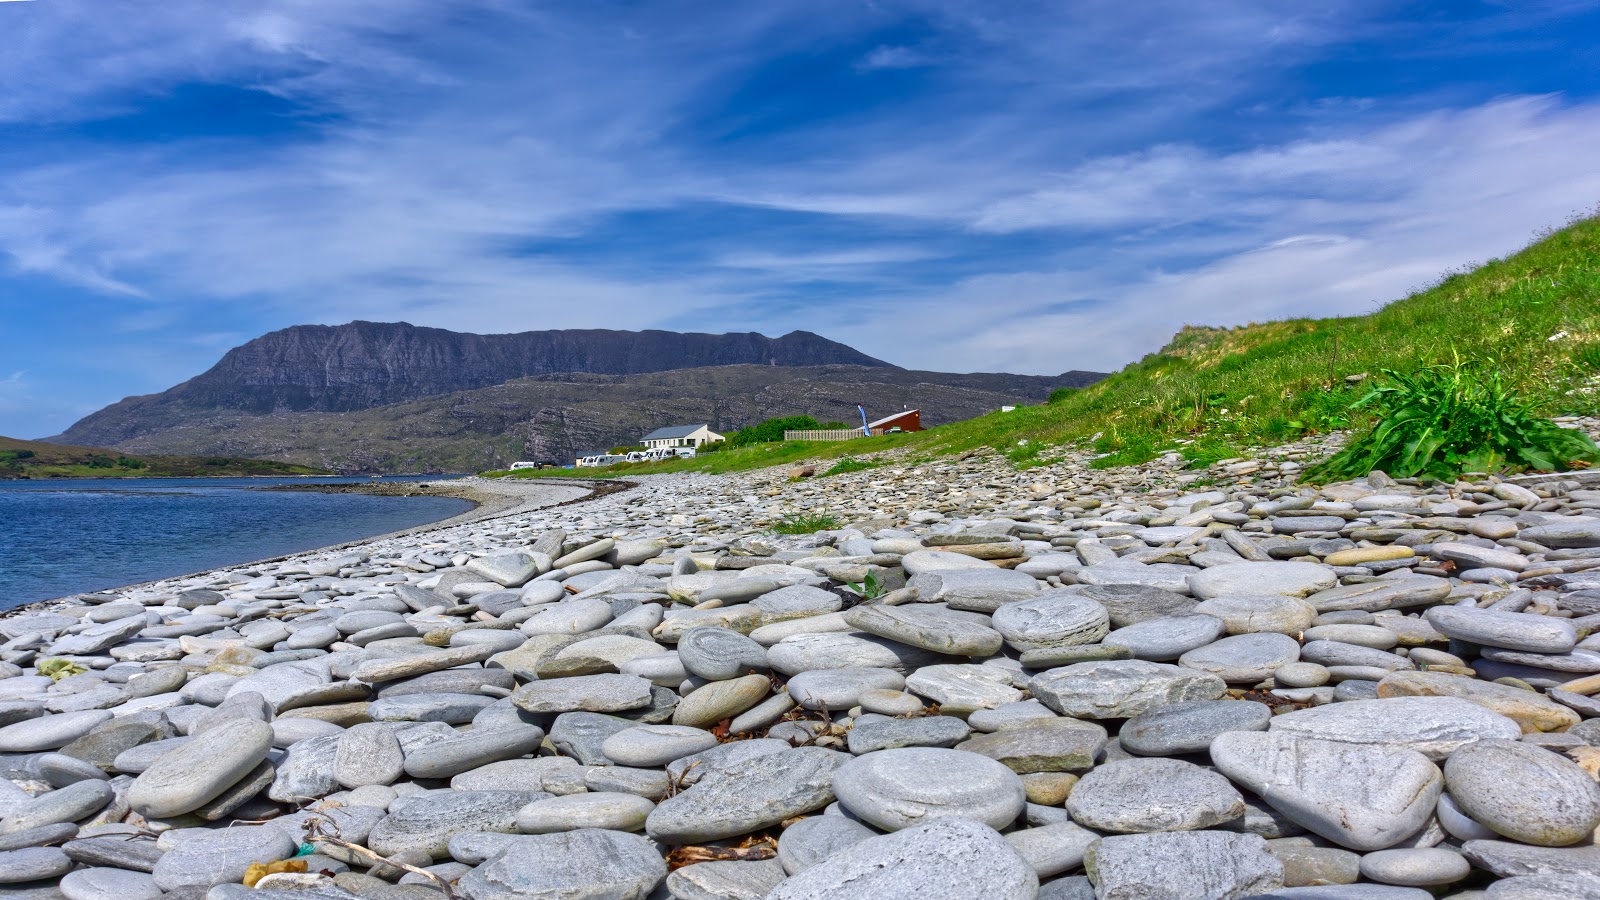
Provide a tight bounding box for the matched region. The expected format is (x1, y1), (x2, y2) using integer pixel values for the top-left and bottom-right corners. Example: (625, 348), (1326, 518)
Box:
(674, 447), (697, 459)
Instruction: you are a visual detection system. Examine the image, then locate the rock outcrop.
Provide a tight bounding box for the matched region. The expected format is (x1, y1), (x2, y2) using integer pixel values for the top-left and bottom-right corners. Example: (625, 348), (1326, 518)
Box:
(57, 322), (895, 444)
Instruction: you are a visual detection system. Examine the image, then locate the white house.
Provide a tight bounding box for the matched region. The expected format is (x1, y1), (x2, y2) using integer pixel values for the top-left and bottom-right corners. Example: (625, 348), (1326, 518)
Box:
(640, 424), (724, 450)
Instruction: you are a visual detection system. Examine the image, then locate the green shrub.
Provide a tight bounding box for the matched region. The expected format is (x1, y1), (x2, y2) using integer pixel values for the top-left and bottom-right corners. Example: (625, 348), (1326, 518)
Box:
(822, 458), (877, 476)
(728, 416), (852, 446)
(1575, 343), (1600, 373)
(0, 449), (35, 461)
(1304, 359), (1600, 482)
(1180, 436), (1244, 469)
(769, 513), (841, 534)
(1089, 430), (1162, 469)
(696, 441), (724, 454)
(1005, 441), (1044, 466)
(1047, 387), (1076, 404)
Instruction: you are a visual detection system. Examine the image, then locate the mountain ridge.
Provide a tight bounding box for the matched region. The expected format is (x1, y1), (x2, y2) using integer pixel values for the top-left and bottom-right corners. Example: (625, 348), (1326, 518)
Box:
(56, 321), (898, 446)
(53, 322), (1104, 471)
(80, 363), (1103, 473)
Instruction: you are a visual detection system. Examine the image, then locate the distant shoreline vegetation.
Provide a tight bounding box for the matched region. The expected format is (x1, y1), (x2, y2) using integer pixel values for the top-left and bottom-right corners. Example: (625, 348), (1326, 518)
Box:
(0, 437), (326, 480)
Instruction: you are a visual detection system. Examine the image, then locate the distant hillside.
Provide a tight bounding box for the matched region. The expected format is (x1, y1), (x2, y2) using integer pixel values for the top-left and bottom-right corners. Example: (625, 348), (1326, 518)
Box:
(965, 212), (1600, 468)
(773, 211), (1600, 472)
(0, 436), (326, 479)
(509, 213), (1600, 480)
(90, 364), (1103, 473)
(56, 322), (896, 446)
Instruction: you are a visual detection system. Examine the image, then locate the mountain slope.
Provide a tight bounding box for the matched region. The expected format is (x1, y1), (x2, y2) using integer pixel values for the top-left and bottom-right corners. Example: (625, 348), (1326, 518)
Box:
(92, 364), (1101, 473)
(56, 322), (895, 446)
(977, 212), (1600, 467)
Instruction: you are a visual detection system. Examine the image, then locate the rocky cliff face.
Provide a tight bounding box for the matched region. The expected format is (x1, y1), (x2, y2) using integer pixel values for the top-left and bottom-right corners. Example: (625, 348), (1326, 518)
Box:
(56, 322), (895, 446)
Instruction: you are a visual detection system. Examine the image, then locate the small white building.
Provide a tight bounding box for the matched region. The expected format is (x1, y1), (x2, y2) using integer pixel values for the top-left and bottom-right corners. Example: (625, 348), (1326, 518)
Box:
(640, 424), (724, 450)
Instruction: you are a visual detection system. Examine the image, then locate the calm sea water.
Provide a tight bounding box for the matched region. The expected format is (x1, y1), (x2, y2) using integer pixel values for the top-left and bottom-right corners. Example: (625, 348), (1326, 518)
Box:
(0, 476), (474, 608)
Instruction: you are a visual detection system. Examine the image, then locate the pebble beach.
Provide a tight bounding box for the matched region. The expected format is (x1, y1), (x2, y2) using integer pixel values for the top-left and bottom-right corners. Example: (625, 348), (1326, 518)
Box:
(4, 434), (1600, 900)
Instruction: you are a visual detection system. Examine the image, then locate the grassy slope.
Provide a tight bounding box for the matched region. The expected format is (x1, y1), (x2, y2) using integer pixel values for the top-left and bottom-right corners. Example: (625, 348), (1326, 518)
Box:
(492, 214), (1600, 480)
(0, 436), (327, 479)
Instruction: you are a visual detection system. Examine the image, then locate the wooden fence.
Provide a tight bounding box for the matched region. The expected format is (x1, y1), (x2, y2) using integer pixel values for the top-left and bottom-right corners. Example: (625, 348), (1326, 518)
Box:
(783, 429), (868, 442)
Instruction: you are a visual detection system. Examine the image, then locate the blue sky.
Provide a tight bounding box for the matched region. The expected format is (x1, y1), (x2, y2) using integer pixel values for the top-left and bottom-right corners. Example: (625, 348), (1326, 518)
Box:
(3, 1), (1600, 438)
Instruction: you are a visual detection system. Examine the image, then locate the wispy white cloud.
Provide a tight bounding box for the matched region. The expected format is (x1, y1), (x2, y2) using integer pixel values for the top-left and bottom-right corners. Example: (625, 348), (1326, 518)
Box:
(856, 45), (937, 71)
(775, 97), (1600, 374)
(0, 371), (28, 415)
(1, 1), (1598, 438)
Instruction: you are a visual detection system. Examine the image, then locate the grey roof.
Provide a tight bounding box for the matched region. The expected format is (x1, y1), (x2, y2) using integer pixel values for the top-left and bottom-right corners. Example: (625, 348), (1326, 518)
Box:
(641, 424), (708, 441)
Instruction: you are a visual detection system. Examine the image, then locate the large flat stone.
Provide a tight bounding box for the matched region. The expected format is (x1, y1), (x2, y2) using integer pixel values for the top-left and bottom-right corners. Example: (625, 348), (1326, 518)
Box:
(1030, 660), (1226, 719)
(1423, 606), (1578, 653)
(990, 591), (1109, 650)
(767, 817), (1038, 900)
(955, 718), (1106, 774)
(1188, 562), (1337, 600)
(645, 747), (842, 844)
(1120, 700), (1272, 756)
(150, 827), (296, 891)
(1267, 696), (1522, 760)
(1376, 670), (1580, 733)
(368, 790), (545, 859)
(904, 664), (1024, 712)
(767, 632), (946, 675)
(509, 674), (654, 714)
(1085, 831), (1283, 900)
(844, 605), (1004, 657)
(1444, 739), (1600, 847)
(1067, 758), (1244, 833)
(1066, 584), (1197, 627)
(126, 718), (273, 819)
(831, 747), (1025, 832)
(1211, 731), (1442, 851)
(457, 829), (666, 900)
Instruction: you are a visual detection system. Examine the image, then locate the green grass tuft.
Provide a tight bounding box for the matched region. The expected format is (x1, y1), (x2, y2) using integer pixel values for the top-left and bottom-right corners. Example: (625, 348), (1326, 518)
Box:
(822, 458), (879, 477)
(769, 514), (841, 534)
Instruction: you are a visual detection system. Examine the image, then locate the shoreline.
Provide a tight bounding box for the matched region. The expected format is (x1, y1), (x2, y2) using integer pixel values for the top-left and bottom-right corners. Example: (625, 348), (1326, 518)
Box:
(1, 476), (626, 617)
(258, 476), (635, 534)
